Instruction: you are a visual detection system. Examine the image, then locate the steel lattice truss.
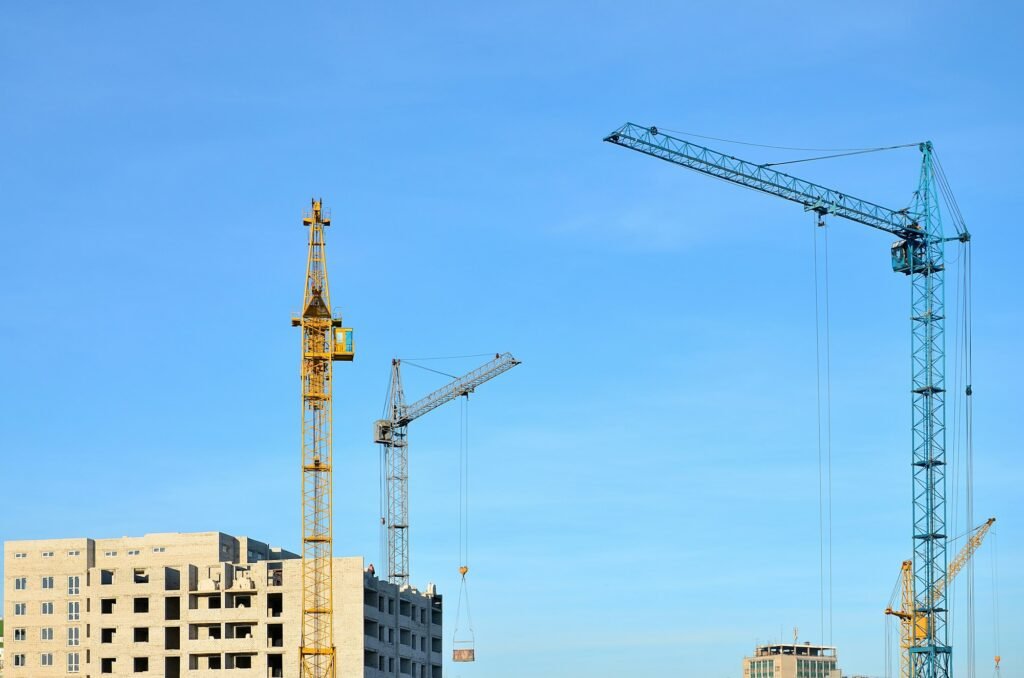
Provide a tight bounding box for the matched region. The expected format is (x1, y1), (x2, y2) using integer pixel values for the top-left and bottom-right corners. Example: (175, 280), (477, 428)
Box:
(605, 123), (967, 678)
(376, 353), (520, 586)
(296, 201), (338, 678)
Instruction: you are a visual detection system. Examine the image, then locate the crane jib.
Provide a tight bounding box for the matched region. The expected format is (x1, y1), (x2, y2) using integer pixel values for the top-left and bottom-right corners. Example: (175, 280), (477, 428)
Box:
(604, 123), (924, 239)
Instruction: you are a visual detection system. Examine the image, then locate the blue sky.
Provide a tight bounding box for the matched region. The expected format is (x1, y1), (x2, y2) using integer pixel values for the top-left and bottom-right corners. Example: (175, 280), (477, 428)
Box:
(1, 2), (1021, 676)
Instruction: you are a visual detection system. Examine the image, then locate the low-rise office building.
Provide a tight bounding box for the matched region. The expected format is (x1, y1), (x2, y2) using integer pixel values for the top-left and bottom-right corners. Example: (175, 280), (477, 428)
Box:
(3, 532), (442, 677)
(743, 641), (841, 678)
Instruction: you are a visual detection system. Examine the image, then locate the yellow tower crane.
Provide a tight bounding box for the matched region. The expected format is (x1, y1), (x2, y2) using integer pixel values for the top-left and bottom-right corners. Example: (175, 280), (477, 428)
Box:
(291, 199), (354, 678)
(886, 517), (996, 678)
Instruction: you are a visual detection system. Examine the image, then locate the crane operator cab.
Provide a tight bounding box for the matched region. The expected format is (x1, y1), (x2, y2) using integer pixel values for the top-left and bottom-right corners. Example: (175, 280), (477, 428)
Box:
(331, 324), (354, 361)
(891, 237), (933, 275)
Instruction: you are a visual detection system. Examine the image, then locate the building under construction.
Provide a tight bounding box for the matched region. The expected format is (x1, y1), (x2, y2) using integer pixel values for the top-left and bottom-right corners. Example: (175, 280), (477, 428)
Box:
(3, 532), (442, 677)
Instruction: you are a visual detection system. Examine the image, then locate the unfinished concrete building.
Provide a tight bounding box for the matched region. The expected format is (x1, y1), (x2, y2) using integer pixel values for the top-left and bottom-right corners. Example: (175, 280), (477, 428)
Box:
(743, 641), (841, 678)
(2, 532), (443, 677)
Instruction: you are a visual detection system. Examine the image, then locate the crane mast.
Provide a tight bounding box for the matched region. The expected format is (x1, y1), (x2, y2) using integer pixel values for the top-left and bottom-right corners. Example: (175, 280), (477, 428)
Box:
(375, 353), (520, 586)
(605, 123), (969, 678)
(292, 199), (354, 678)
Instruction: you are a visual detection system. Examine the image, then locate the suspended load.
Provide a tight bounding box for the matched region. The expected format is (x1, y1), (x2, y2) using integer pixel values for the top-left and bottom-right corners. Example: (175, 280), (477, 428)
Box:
(452, 565), (475, 662)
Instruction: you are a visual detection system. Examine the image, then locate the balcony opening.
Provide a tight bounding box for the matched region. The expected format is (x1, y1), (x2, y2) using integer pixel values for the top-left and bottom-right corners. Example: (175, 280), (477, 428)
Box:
(101, 628), (116, 644)
(164, 656), (180, 678)
(227, 654), (254, 670)
(101, 569), (115, 585)
(226, 623), (253, 639)
(228, 593), (252, 609)
(164, 567), (181, 591)
(133, 569), (150, 584)
(101, 598), (116, 614)
(268, 654), (284, 678)
(208, 595), (222, 610)
(101, 658), (116, 674)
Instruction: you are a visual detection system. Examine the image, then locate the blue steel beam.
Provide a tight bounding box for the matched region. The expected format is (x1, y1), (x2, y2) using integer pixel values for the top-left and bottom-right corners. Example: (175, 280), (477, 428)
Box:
(604, 122), (919, 236)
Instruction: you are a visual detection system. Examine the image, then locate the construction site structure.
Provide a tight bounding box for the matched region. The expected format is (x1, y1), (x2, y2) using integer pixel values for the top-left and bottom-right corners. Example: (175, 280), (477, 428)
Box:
(291, 199), (354, 678)
(886, 518), (996, 678)
(743, 641), (841, 678)
(374, 353), (520, 587)
(2, 533), (443, 677)
(606, 123), (970, 678)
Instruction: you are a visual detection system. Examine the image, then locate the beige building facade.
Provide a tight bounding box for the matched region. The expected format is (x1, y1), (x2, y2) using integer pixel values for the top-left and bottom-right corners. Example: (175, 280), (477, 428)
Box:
(743, 641), (841, 678)
(3, 532), (442, 678)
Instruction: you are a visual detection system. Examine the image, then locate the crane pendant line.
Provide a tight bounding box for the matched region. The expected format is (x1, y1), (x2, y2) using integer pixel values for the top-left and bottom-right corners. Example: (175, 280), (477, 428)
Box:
(605, 123), (970, 678)
(292, 199), (355, 678)
(374, 353), (520, 586)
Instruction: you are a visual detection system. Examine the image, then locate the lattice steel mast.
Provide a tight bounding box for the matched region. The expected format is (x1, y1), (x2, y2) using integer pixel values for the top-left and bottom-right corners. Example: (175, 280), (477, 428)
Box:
(605, 123), (969, 678)
(292, 199), (354, 678)
(374, 353), (520, 586)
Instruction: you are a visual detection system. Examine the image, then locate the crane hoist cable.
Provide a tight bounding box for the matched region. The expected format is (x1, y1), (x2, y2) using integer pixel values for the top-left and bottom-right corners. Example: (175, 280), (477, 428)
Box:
(453, 395), (476, 662)
(812, 211), (835, 646)
(990, 527), (1001, 677)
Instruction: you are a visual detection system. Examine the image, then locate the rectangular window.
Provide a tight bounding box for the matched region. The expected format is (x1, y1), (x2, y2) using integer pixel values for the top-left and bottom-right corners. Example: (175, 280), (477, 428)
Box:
(41, 627), (54, 641)
(69, 601), (81, 620)
(104, 550), (118, 557)
(42, 601), (54, 615)
(14, 654), (27, 667)
(42, 576), (54, 589)
(152, 546), (166, 553)
(15, 576), (27, 590)
(68, 575), (81, 595)
(68, 549), (81, 556)
(128, 549), (140, 556)
(15, 602), (27, 615)
(68, 651), (81, 673)
(14, 628), (27, 641)
(42, 550), (54, 557)
(42, 652), (54, 666)
(14, 552), (27, 558)
(68, 627), (81, 646)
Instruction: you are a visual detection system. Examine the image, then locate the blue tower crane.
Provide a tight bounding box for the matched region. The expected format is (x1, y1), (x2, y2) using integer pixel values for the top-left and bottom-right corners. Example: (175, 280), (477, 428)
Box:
(605, 123), (969, 678)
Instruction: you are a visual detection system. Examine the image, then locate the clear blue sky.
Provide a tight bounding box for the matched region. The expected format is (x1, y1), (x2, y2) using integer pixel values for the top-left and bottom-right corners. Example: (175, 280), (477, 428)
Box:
(1, 2), (1021, 676)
